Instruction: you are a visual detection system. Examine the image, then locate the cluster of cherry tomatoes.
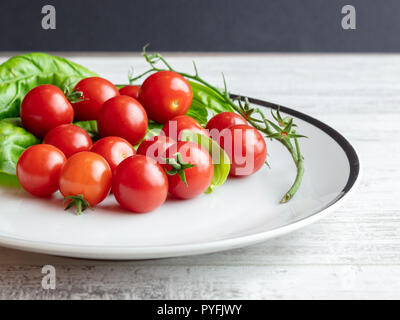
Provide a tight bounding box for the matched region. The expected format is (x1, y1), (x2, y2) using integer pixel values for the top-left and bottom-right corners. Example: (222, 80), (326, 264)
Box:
(16, 70), (267, 214)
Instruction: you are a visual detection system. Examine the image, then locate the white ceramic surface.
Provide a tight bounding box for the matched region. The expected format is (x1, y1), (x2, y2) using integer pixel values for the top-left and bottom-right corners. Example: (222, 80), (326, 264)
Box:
(0, 102), (360, 260)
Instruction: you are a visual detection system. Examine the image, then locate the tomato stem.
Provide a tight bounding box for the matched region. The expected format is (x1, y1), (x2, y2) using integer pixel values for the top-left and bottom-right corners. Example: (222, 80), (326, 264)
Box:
(163, 152), (195, 186)
(63, 194), (92, 215)
(131, 46), (307, 203)
(64, 87), (85, 104)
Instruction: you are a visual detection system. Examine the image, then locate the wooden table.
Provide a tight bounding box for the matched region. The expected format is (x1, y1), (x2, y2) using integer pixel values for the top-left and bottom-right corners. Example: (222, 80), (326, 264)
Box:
(0, 53), (399, 299)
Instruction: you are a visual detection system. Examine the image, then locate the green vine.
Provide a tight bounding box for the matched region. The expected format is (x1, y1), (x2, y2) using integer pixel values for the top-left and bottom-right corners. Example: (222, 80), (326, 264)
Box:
(131, 45), (307, 203)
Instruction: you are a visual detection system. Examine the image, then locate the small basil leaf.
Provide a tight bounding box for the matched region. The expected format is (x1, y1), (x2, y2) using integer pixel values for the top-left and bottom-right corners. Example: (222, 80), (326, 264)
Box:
(180, 130), (230, 193)
(74, 120), (99, 140)
(0, 118), (40, 176)
(188, 81), (234, 118)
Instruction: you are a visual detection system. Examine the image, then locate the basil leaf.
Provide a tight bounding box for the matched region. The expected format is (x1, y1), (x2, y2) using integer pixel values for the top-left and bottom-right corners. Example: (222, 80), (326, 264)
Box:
(186, 98), (209, 125)
(146, 121), (163, 138)
(0, 52), (98, 120)
(0, 173), (20, 187)
(188, 81), (234, 123)
(74, 120), (99, 140)
(0, 118), (40, 176)
(180, 130), (230, 193)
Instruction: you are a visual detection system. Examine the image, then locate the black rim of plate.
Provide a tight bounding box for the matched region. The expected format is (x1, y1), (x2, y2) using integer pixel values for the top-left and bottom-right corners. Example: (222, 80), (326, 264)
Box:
(231, 94), (360, 208)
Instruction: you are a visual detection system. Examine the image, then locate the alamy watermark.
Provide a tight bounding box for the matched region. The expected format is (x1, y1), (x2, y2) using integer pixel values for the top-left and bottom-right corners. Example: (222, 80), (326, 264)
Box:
(41, 5), (56, 30)
(41, 265), (56, 289)
(341, 5), (356, 30)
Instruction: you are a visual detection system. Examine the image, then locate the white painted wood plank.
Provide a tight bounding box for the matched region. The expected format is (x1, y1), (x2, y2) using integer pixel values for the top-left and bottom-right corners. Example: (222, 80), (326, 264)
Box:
(1, 264), (400, 299)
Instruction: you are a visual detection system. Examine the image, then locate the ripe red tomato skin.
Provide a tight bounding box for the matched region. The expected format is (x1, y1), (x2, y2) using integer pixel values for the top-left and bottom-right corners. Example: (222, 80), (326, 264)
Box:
(97, 95), (148, 146)
(139, 71), (193, 123)
(43, 124), (93, 158)
(136, 135), (176, 162)
(113, 155), (169, 213)
(206, 112), (247, 140)
(219, 124), (267, 177)
(161, 115), (209, 141)
(21, 85), (74, 137)
(59, 151), (112, 206)
(72, 77), (120, 121)
(90, 136), (136, 173)
(119, 85), (140, 100)
(17, 144), (66, 197)
(163, 141), (214, 200)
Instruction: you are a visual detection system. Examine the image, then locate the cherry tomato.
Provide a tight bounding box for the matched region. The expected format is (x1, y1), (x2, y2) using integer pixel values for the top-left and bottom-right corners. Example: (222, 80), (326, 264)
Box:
(219, 124), (267, 176)
(59, 152), (112, 208)
(17, 144), (66, 197)
(90, 136), (135, 173)
(43, 124), (93, 158)
(139, 71), (192, 123)
(20, 85), (74, 137)
(136, 135), (175, 162)
(163, 141), (213, 199)
(97, 95), (148, 145)
(161, 115), (209, 141)
(72, 77), (119, 121)
(113, 155), (168, 213)
(206, 112), (247, 140)
(119, 85), (140, 100)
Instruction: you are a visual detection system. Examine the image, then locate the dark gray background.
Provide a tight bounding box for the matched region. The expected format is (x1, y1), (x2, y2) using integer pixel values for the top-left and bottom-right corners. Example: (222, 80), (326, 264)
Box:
(0, 0), (398, 52)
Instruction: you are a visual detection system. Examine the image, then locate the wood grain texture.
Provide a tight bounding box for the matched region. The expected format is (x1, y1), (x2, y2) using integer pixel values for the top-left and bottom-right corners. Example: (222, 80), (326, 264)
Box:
(0, 53), (399, 299)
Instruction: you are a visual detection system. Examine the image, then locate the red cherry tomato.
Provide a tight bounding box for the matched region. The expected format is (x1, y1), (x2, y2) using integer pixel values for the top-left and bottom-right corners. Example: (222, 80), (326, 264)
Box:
(136, 135), (176, 162)
(90, 136), (135, 173)
(17, 144), (66, 197)
(72, 77), (119, 121)
(163, 141), (213, 199)
(97, 95), (148, 145)
(43, 124), (93, 158)
(20, 85), (74, 137)
(113, 155), (168, 213)
(119, 85), (140, 100)
(219, 124), (267, 176)
(59, 152), (112, 208)
(161, 115), (209, 141)
(139, 71), (193, 123)
(206, 112), (247, 140)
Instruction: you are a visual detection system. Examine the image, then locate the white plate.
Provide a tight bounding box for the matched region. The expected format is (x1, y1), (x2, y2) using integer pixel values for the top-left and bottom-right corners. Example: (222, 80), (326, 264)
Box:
(0, 97), (360, 260)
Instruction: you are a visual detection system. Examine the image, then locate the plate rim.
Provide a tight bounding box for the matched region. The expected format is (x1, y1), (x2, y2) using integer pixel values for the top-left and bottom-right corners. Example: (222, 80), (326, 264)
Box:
(0, 96), (361, 259)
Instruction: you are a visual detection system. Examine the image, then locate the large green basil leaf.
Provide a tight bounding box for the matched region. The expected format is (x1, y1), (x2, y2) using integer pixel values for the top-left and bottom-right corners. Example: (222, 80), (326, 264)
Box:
(74, 120), (99, 140)
(186, 98), (209, 125)
(188, 81), (234, 125)
(0, 118), (40, 176)
(0, 52), (98, 120)
(180, 130), (230, 193)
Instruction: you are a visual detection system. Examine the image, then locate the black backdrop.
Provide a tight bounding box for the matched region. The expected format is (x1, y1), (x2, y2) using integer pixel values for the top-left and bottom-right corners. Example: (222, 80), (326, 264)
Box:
(0, 0), (399, 52)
